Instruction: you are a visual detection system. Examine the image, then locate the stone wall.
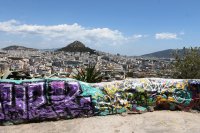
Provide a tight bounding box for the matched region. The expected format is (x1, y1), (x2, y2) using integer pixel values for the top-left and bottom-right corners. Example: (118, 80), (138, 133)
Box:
(0, 78), (199, 125)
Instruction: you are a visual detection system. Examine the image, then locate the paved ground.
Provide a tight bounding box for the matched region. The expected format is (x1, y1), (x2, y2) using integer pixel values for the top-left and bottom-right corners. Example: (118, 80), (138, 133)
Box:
(1, 111), (200, 133)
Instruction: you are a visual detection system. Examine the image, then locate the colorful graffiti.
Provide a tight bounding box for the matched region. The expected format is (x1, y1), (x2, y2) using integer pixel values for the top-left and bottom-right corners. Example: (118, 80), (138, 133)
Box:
(0, 78), (199, 125)
(0, 78), (93, 124)
(92, 79), (199, 113)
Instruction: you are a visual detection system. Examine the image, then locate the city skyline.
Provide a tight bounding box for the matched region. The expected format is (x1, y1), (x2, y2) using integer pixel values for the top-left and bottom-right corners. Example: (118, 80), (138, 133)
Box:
(0, 0), (200, 55)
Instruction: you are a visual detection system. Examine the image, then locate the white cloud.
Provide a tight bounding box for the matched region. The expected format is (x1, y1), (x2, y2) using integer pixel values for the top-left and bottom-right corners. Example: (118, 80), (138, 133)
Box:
(155, 32), (178, 40)
(0, 20), (146, 48)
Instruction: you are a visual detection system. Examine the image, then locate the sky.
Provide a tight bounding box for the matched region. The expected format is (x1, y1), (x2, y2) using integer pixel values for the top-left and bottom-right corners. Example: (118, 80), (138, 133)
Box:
(0, 0), (200, 55)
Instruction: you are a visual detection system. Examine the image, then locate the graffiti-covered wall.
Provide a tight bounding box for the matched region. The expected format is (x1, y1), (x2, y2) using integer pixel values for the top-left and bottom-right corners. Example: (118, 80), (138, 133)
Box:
(0, 78), (199, 125)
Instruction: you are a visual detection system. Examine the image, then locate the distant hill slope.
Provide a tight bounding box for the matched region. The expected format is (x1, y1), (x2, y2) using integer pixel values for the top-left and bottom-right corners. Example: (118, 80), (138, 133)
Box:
(2, 45), (38, 51)
(142, 48), (200, 58)
(57, 41), (96, 54)
(142, 49), (177, 58)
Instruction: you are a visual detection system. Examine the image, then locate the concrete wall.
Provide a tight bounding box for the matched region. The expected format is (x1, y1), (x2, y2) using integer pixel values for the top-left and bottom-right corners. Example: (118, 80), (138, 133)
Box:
(0, 78), (199, 125)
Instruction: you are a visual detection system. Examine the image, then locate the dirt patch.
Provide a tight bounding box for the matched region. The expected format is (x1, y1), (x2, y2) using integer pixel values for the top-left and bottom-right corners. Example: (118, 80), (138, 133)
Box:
(0, 111), (200, 133)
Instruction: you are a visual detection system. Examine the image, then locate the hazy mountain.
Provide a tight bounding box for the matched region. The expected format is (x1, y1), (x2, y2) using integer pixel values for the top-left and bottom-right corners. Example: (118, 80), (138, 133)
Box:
(141, 49), (178, 58)
(57, 41), (96, 54)
(2, 45), (38, 51)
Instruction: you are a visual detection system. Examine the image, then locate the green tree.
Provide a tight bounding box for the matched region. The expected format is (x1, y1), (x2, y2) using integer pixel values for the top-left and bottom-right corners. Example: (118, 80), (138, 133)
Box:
(73, 65), (103, 83)
(172, 47), (200, 79)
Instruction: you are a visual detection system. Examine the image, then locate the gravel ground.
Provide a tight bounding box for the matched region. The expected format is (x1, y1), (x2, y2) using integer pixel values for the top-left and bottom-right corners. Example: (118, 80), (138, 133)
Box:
(1, 111), (200, 133)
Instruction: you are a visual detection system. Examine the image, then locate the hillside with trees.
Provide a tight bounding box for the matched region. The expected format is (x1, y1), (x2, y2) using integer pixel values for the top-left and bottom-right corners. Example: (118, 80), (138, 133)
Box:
(171, 47), (200, 79)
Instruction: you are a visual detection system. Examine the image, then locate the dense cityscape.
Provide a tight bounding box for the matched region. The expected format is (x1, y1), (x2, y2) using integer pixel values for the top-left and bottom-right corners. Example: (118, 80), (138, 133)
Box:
(0, 41), (174, 80)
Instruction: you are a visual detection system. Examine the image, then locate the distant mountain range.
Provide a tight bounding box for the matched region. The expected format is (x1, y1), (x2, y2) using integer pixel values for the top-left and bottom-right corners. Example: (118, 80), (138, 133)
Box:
(57, 41), (96, 54)
(2, 45), (38, 51)
(1, 42), (195, 58)
(1, 41), (97, 54)
(141, 49), (182, 58)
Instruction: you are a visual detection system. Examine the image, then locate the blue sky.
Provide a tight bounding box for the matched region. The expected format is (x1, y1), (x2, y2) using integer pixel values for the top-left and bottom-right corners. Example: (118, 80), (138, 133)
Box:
(0, 0), (199, 55)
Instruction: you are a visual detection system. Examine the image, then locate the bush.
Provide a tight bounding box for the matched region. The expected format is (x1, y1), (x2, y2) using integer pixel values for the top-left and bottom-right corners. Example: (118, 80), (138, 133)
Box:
(172, 47), (200, 79)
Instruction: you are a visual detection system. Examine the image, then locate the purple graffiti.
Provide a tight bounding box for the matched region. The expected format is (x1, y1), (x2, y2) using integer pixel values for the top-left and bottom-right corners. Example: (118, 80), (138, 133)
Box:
(25, 82), (57, 120)
(49, 81), (92, 118)
(0, 83), (12, 121)
(0, 103), (3, 121)
(14, 85), (27, 120)
(0, 80), (94, 123)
